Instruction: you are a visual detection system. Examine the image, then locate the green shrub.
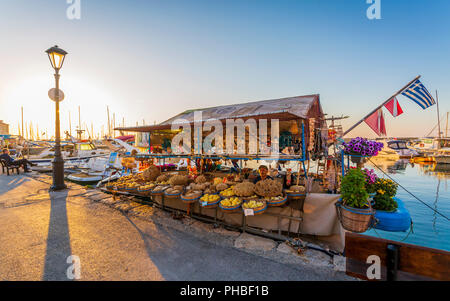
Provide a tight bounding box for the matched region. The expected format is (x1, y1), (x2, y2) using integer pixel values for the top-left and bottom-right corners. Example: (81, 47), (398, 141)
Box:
(372, 178), (398, 211)
(340, 168), (369, 209)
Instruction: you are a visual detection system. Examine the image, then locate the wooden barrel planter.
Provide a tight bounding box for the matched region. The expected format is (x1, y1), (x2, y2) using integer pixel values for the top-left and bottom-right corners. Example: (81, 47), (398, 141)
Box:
(336, 200), (374, 233)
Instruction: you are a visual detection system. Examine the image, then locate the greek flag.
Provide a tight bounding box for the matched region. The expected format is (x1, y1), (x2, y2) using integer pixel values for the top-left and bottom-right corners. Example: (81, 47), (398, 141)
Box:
(401, 79), (435, 109)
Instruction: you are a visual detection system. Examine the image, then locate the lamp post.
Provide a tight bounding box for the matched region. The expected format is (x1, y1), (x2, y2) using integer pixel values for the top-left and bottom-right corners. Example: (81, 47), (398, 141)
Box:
(46, 45), (68, 191)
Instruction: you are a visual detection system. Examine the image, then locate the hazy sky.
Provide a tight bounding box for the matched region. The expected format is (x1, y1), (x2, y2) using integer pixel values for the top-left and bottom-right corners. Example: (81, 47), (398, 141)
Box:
(0, 0), (449, 138)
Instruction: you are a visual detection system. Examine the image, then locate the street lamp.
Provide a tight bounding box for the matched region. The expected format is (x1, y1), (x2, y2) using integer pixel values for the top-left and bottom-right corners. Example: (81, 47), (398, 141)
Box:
(46, 45), (68, 191)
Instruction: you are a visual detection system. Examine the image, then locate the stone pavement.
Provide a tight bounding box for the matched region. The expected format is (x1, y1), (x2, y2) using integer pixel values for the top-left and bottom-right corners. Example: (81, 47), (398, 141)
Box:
(0, 172), (353, 281)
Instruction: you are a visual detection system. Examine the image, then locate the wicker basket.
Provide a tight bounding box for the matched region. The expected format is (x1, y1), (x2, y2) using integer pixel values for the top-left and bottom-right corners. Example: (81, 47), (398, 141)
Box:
(219, 198), (243, 213)
(137, 188), (153, 197)
(336, 200), (374, 233)
(199, 196), (221, 209)
(125, 187), (139, 193)
(219, 191), (236, 199)
(242, 200), (267, 216)
(151, 185), (169, 196)
(164, 189), (182, 199)
(266, 194), (288, 207)
(181, 191), (202, 204)
(240, 195), (259, 201)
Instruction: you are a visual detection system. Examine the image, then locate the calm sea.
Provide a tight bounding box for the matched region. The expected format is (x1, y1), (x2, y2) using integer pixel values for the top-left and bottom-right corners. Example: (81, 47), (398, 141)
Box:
(365, 160), (450, 252)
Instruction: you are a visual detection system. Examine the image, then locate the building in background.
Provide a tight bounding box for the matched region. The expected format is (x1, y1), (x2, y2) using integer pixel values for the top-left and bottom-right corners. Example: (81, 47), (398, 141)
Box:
(0, 120), (9, 135)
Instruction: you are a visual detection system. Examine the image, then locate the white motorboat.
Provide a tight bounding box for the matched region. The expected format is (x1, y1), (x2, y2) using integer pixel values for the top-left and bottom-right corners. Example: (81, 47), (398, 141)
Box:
(67, 153), (123, 185)
(386, 140), (418, 158)
(26, 141), (110, 165)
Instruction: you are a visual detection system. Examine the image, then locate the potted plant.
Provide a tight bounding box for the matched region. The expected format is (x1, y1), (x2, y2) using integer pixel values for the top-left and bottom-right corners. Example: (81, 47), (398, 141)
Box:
(371, 178), (398, 212)
(337, 168), (374, 233)
(343, 137), (384, 167)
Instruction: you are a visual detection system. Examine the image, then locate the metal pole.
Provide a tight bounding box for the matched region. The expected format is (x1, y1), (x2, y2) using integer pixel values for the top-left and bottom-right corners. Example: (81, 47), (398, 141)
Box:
(51, 69), (67, 191)
(436, 91), (441, 144)
(343, 75), (421, 136)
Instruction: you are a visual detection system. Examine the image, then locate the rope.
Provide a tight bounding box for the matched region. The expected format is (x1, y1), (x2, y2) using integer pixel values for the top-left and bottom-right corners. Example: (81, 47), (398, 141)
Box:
(368, 158), (450, 222)
(400, 220), (414, 242)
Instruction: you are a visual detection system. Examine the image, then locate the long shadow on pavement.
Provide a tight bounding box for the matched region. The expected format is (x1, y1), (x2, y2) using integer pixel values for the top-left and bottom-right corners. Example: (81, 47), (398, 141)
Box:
(0, 175), (31, 196)
(42, 189), (73, 281)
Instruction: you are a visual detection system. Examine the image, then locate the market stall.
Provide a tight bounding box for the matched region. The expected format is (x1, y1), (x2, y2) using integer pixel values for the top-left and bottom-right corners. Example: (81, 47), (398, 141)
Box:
(104, 95), (346, 252)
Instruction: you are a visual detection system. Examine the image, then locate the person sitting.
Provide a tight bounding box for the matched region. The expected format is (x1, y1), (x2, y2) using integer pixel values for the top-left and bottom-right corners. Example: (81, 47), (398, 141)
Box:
(0, 148), (36, 172)
(253, 165), (274, 184)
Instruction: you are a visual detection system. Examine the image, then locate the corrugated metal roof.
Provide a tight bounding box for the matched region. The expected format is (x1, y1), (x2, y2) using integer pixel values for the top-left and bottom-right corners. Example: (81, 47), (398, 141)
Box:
(115, 94), (320, 132)
(160, 94), (319, 125)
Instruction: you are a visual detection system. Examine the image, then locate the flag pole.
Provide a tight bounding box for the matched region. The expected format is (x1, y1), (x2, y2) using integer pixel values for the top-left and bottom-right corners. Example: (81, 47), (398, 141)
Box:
(343, 75), (421, 136)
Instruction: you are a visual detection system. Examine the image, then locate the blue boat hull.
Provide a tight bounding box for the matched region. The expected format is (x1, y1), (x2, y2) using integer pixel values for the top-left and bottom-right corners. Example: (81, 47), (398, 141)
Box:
(374, 197), (411, 232)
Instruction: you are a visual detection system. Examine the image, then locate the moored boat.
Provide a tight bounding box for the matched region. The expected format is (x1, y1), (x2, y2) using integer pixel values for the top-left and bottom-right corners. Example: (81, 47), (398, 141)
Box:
(434, 155), (450, 164)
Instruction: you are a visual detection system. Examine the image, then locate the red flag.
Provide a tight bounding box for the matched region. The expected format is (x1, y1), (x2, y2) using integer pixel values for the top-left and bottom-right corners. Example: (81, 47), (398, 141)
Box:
(364, 109), (386, 136)
(384, 97), (403, 117)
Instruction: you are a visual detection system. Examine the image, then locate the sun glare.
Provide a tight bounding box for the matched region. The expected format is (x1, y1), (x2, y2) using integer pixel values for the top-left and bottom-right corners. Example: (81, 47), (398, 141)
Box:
(2, 75), (117, 138)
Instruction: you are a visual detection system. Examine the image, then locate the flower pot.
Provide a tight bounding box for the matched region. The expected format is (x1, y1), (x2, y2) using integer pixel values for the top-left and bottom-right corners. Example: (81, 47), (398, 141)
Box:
(336, 201), (374, 233)
(350, 156), (368, 165)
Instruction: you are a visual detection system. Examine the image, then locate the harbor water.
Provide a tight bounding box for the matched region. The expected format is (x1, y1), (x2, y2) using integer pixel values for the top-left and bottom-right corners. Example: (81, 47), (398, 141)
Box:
(365, 159), (450, 252)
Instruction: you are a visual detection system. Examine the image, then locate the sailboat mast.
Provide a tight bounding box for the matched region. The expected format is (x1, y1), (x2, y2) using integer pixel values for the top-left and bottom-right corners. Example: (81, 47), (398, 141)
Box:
(446, 112), (449, 138)
(436, 91), (441, 139)
(69, 111), (72, 137)
(436, 91), (441, 149)
(107, 106), (111, 138)
(78, 106), (81, 140)
(21, 106), (24, 139)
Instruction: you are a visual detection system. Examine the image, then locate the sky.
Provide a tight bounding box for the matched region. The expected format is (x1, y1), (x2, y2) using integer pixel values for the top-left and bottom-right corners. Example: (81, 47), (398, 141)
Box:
(0, 0), (449, 139)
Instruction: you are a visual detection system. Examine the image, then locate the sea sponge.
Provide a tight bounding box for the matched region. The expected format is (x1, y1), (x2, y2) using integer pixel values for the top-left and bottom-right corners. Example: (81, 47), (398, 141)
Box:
(156, 174), (170, 183)
(213, 177), (223, 186)
(254, 179), (283, 197)
(233, 182), (255, 197)
(195, 175), (207, 184)
(204, 186), (217, 194)
(143, 165), (161, 181)
(192, 183), (210, 191)
(169, 175), (189, 186)
(289, 185), (305, 193)
(215, 183), (229, 192)
(173, 185), (184, 191)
